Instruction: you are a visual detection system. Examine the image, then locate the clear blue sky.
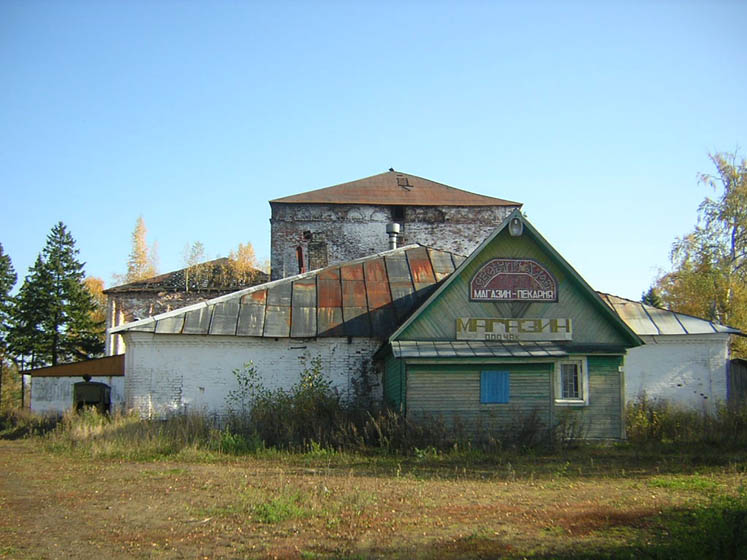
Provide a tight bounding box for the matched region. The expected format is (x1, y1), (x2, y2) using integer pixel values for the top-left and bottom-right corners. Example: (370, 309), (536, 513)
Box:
(1, 1), (745, 301)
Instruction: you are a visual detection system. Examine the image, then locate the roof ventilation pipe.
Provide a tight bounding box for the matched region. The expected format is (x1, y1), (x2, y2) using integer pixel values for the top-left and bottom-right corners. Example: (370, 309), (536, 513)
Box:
(386, 223), (401, 250)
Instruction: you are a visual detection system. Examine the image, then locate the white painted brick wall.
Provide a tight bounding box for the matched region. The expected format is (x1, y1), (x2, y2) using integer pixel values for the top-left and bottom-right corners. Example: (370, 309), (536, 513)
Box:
(624, 334), (730, 409)
(30, 376), (125, 415)
(123, 332), (382, 418)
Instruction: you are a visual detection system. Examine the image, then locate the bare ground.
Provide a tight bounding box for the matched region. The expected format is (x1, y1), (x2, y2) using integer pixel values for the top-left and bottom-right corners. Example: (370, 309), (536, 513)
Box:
(0, 439), (742, 559)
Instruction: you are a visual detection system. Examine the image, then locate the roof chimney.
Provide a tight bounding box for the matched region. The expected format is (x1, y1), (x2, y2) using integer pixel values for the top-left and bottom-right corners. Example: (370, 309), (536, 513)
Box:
(386, 223), (401, 250)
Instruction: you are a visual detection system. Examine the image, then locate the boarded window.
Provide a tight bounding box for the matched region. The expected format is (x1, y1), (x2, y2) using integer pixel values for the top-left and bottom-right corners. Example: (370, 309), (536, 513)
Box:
(480, 370), (509, 404)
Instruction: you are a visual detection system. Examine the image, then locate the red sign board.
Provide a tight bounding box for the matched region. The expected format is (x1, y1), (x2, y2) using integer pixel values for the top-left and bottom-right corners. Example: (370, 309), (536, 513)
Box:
(470, 259), (557, 302)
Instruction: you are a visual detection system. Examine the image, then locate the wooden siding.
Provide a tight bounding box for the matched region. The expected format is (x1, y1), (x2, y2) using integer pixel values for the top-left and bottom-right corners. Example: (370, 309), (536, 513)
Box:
(383, 353), (404, 409)
(397, 230), (630, 347)
(553, 356), (623, 439)
(406, 363), (553, 434)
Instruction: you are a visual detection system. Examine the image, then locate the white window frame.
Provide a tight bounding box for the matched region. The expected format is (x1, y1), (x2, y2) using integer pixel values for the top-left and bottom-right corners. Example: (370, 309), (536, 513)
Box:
(554, 358), (589, 406)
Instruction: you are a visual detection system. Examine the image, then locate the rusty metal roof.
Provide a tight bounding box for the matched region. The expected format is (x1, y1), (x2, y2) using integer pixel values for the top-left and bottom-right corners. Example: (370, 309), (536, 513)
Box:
(104, 258), (269, 294)
(597, 293), (742, 336)
(110, 245), (464, 339)
(22, 355), (125, 377)
(270, 170), (521, 207)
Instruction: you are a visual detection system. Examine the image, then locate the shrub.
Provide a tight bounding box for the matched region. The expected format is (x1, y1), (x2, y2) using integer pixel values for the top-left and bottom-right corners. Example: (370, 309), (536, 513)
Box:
(625, 394), (747, 447)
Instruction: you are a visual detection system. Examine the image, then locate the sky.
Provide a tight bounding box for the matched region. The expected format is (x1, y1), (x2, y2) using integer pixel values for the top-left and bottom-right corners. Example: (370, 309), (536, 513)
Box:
(1, 0), (745, 302)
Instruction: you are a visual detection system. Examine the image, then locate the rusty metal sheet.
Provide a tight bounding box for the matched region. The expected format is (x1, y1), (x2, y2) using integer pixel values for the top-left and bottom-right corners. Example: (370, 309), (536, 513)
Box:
(428, 248), (456, 281)
(267, 282), (292, 306)
(183, 307), (211, 334)
(155, 316), (184, 334)
(342, 306), (371, 337)
(366, 281), (391, 310)
(292, 278), (317, 308)
(318, 278), (342, 307)
(263, 305), (291, 337)
(340, 263), (364, 281)
(364, 259), (387, 283)
(318, 267), (340, 281)
(237, 303), (265, 336)
(317, 307), (344, 336)
(290, 306), (317, 338)
(389, 281), (415, 318)
(369, 306), (397, 337)
(241, 289), (267, 305)
(384, 254), (411, 281)
(210, 302), (240, 335)
(406, 247), (436, 289)
(342, 280), (367, 308)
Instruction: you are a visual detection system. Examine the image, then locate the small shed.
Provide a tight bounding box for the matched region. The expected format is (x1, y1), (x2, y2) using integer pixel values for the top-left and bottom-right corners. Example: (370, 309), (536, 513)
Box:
(25, 355), (125, 415)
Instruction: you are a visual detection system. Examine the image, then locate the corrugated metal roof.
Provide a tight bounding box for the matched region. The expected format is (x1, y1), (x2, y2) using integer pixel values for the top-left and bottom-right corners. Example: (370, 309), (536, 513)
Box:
(270, 170), (521, 207)
(597, 293), (741, 336)
(391, 341), (569, 359)
(111, 245), (464, 339)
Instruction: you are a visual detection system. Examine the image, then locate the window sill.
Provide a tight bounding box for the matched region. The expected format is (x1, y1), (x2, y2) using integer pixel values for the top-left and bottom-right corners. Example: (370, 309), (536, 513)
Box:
(554, 399), (588, 407)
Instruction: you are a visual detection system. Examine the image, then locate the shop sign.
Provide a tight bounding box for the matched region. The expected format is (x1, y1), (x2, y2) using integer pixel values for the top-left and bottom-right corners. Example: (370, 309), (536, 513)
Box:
(470, 259), (557, 302)
(456, 317), (572, 341)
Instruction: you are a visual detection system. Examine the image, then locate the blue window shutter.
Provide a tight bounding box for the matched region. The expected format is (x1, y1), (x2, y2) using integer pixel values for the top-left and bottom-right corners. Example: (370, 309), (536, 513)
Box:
(481, 371), (509, 404)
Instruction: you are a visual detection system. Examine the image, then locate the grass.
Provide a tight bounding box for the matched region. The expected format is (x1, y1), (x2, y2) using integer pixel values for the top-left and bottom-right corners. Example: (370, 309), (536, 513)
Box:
(1, 399), (747, 558)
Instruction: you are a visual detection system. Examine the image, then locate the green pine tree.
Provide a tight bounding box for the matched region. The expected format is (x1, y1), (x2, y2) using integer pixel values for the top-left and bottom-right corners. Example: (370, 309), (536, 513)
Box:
(0, 243), (17, 408)
(8, 223), (104, 368)
(7, 254), (51, 369)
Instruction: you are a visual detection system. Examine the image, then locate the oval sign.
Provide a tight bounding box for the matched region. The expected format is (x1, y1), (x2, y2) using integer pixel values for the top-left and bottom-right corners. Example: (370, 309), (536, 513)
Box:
(470, 258), (557, 302)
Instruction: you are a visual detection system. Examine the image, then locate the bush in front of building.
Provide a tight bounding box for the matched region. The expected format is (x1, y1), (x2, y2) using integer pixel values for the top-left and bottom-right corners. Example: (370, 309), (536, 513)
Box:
(625, 394), (747, 447)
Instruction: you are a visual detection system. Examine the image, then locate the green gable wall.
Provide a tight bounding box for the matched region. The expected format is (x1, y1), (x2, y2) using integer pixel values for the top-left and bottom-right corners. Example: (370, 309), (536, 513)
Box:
(397, 227), (633, 348)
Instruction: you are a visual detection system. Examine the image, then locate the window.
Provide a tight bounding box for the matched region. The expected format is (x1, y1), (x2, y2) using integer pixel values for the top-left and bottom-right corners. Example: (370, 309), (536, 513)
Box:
(554, 359), (588, 405)
(481, 370), (509, 404)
